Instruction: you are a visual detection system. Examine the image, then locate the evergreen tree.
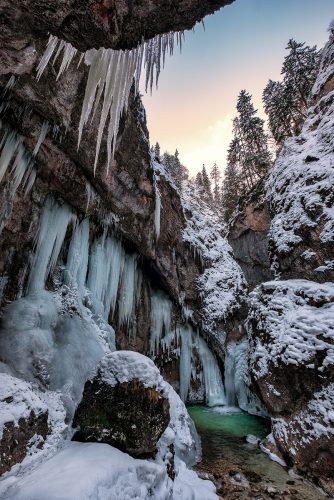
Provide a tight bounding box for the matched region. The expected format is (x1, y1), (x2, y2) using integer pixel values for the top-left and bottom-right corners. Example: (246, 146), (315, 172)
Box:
(201, 164), (212, 203)
(221, 162), (241, 223)
(161, 149), (183, 192)
(153, 142), (161, 160)
(195, 171), (203, 192)
(220, 90), (272, 222)
(210, 162), (221, 207)
(263, 39), (320, 145)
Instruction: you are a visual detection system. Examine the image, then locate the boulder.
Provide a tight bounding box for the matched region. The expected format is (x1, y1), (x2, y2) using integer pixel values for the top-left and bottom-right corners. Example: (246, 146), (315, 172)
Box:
(0, 373), (66, 475)
(73, 352), (170, 458)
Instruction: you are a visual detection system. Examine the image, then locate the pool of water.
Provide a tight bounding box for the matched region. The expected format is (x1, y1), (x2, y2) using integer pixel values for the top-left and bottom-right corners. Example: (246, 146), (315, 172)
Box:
(188, 405), (325, 499)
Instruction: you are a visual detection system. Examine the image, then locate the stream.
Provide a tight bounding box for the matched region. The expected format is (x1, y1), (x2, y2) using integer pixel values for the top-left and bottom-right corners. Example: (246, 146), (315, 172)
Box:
(188, 405), (325, 499)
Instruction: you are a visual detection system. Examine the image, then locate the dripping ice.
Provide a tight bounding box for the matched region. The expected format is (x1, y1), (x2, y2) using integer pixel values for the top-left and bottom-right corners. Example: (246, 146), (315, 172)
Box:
(37, 31), (184, 172)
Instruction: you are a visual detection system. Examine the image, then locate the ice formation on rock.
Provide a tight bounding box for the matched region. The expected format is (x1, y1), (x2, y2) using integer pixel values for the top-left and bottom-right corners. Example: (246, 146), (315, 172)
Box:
(0, 120), (49, 205)
(150, 289), (173, 354)
(37, 32), (184, 171)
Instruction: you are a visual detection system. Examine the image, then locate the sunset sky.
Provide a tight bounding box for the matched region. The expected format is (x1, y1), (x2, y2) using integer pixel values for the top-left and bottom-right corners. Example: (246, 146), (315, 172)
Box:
(141, 0), (333, 176)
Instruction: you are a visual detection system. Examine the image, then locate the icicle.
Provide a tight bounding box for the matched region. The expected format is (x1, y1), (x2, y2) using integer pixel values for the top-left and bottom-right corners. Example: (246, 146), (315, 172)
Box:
(36, 35), (77, 81)
(27, 196), (74, 293)
(149, 289), (172, 354)
(0, 120), (48, 194)
(32, 120), (49, 156)
(197, 336), (226, 407)
(0, 129), (21, 184)
(118, 253), (138, 326)
(36, 35), (59, 80)
(55, 42), (77, 80)
(37, 31), (185, 170)
(224, 343), (238, 407)
(65, 219), (90, 295)
(154, 177), (161, 240)
(86, 234), (125, 319)
(179, 325), (193, 402)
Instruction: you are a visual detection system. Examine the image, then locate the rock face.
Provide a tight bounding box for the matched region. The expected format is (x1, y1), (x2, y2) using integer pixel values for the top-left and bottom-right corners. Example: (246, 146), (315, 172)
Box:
(0, 411), (49, 476)
(0, 0), (235, 52)
(247, 280), (334, 491)
(73, 377), (170, 458)
(266, 33), (334, 283)
(228, 181), (272, 289)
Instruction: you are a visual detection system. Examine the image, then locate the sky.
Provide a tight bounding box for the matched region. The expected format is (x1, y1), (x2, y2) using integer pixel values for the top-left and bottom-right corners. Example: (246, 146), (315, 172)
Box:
(140, 0), (333, 176)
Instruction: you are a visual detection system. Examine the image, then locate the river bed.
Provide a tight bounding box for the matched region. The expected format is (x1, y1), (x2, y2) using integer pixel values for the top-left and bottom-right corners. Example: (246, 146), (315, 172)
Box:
(188, 405), (325, 499)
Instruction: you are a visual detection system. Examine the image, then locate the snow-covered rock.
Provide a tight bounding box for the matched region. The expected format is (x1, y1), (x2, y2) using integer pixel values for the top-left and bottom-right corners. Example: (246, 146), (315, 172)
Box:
(74, 351), (201, 467)
(181, 181), (246, 334)
(0, 373), (66, 476)
(267, 31), (334, 282)
(247, 279), (334, 490)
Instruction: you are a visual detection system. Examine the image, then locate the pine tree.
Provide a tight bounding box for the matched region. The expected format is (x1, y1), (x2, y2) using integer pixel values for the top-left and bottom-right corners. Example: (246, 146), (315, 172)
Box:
(220, 91), (272, 222)
(263, 39), (320, 145)
(210, 162), (221, 207)
(154, 142), (161, 160)
(201, 164), (212, 203)
(161, 149), (183, 192)
(221, 162), (241, 223)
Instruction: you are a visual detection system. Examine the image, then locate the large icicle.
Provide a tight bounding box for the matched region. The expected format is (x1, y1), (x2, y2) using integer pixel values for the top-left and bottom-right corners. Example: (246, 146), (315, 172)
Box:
(149, 289), (173, 354)
(118, 253), (140, 327)
(65, 219), (90, 295)
(27, 197), (74, 293)
(154, 176), (161, 240)
(179, 325), (193, 402)
(37, 31), (184, 171)
(0, 120), (49, 194)
(86, 234), (125, 319)
(197, 336), (226, 407)
(179, 326), (226, 407)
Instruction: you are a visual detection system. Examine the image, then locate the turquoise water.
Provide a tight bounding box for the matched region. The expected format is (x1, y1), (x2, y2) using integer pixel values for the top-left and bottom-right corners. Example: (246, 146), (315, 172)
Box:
(188, 405), (270, 438)
(188, 405), (324, 499)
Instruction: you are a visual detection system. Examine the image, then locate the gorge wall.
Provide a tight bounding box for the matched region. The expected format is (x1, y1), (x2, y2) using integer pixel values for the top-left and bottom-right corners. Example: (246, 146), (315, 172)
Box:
(0, 0), (333, 496)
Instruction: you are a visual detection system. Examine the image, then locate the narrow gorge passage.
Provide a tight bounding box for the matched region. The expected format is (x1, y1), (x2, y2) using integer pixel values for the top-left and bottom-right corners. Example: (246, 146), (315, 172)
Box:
(0, 0), (333, 499)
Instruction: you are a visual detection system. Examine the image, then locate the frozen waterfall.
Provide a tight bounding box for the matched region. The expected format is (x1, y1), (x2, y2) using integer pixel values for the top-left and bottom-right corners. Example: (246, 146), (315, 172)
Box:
(150, 289), (173, 354)
(179, 326), (226, 407)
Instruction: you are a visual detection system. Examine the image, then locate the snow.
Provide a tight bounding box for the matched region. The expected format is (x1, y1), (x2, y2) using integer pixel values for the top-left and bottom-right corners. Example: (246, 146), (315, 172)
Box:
(273, 383), (334, 450)
(0, 373), (66, 468)
(0, 352), (217, 499)
(181, 182), (246, 330)
(248, 280), (334, 379)
(0, 441), (217, 500)
(267, 34), (334, 255)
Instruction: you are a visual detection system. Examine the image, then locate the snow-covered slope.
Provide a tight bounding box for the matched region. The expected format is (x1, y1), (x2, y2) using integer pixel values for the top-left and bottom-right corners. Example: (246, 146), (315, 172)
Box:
(267, 32), (334, 281)
(181, 182), (246, 332)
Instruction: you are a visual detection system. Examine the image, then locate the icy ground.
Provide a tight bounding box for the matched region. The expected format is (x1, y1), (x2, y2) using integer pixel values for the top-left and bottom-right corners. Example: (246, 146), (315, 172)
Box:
(0, 353), (218, 500)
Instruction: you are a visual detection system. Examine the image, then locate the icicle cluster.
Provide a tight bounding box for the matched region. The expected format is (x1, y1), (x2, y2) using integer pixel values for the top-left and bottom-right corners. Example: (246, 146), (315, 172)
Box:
(0, 120), (49, 205)
(36, 31), (184, 172)
(28, 196), (142, 330)
(150, 289), (173, 354)
(154, 176), (161, 240)
(179, 327), (226, 407)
